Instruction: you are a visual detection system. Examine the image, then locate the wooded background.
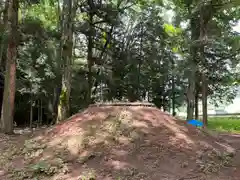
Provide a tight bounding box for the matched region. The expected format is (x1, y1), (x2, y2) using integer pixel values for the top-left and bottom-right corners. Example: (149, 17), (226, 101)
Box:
(0, 0), (239, 133)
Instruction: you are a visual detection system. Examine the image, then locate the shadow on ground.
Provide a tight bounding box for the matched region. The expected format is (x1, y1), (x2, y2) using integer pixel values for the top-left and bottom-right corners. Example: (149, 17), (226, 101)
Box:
(0, 106), (236, 180)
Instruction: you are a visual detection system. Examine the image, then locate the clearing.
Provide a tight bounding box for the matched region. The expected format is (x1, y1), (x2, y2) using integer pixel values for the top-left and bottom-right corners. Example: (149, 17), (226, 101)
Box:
(208, 117), (240, 133)
(0, 103), (240, 180)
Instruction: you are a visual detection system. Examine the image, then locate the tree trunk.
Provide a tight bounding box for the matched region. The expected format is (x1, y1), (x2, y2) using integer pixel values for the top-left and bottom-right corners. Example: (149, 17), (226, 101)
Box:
(172, 79), (176, 116)
(37, 99), (40, 127)
(187, 71), (195, 120)
(40, 98), (43, 126)
(194, 91), (198, 120)
(0, 0), (9, 69)
(172, 58), (176, 116)
(200, 4), (208, 127)
(194, 81), (199, 119)
(86, 11), (94, 105)
(137, 25), (143, 98)
(202, 73), (208, 127)
(0, 0), (18, 134)
(187, 16), (198, 121)
(52, 0), (64, 122)
(92, 24), (114, 101)
(29, 85), (33, 130)
(57, 0), (75, 122)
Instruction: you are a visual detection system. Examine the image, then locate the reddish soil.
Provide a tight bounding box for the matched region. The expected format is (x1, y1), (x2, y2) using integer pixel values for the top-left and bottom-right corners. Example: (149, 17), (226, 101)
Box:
(0, 105), (239, 180)
(208, 133), (240, 180)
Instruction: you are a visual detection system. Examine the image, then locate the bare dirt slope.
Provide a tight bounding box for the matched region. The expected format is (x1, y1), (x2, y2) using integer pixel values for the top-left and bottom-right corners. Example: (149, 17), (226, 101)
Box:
(0, 104), (237, 180)
(207, 133), (240, 180)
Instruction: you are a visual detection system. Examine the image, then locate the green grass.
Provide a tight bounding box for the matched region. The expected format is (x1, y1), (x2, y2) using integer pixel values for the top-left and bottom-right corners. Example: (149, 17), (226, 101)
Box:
(208, 117), (240, 133)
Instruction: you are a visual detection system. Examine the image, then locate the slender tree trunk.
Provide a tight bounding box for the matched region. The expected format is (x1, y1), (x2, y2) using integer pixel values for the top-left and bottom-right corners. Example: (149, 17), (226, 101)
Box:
(86, 11), (93, 105)
(187, 72), (195, 120)
(194, 89), (199, 119)
(40, 98), (42, 126)
(202, 73), (208, 127)
(187, 16), (198, 121)
(29, 91), (33, 130)
(194, 79), (199, 119)
(52, 0), (64, 122)
(0, 0), (18, 134)
(92, 24), (114, 101)
(37, 99), (40, 127)
(57, 0), (75, 122)
(171, 57), (176, 116)
(172, 77), (176, 116)
(137, 25), (143, 98)
(0, 0), (9, 69)
(200, 4), (208, 127)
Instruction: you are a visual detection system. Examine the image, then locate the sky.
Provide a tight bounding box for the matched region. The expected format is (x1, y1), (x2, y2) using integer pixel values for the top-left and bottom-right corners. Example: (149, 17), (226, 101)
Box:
(233, 21), (240, 33)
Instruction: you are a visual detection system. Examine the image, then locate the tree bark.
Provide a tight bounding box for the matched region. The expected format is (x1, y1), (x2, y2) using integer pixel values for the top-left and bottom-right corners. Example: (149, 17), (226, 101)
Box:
(0, 0), (9, 69)
(0, 0), (18, 134)
(194, 89), (199, 119)
(37, 99), (40, 127)
(194, 78), (199, 119)
(86, 11), (94, 105)
(40, 98), (43, 126)
(29, 94), (33, 130)
(29, 85), (33, 129)
(171, 55), (176, 116)
(52, 0), (64, 123)
(137, 24), (143, 98)
(57, 0), (75, 122)
(187, 15), (198, 121)
(200, 4), (208, 127)
(186, 62), (196, 120)
(202, 73), (208, 127)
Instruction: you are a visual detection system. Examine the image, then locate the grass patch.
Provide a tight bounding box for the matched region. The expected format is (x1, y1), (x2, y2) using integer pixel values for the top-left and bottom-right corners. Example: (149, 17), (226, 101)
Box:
(208, 117), (240, 133)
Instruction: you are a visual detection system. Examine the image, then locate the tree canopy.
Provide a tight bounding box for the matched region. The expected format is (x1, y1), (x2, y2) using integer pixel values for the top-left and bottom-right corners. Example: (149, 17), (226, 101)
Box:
(0, 0), (239, 132)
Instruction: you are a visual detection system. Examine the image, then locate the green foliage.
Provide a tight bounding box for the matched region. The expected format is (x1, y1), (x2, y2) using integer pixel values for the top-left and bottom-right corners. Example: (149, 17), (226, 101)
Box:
(30, 158), (65, 176)
(31, 161), (50, 174)
(0, 0), (239, 125)
(24, 0), (58, 30)
(163, 23), (182, 36)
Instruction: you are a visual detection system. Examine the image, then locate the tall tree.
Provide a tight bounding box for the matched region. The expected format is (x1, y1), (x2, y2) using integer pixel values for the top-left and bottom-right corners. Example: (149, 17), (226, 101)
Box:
(0, 0), (9, 68)
(57, 0), (76, 122)
(86, 0), (94, 104)
(186, 0), (199, 121)
(0, 0), (18, 134)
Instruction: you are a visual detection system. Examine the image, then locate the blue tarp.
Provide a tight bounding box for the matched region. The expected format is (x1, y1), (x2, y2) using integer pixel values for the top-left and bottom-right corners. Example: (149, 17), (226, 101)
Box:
(187, 119), (203, 127)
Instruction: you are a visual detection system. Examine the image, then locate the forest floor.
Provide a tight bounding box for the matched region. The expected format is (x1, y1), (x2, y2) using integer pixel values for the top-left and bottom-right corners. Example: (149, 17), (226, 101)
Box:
(209, 133), (240, 179)
(0, 104), (240, 180)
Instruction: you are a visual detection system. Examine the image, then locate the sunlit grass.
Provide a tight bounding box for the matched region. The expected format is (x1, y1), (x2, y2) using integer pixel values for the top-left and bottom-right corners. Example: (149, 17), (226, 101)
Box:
(208, 117), (240, 133)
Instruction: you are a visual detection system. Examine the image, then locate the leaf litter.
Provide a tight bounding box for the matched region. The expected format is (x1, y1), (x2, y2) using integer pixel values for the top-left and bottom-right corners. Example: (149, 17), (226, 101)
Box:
(0, 104), (239, 180)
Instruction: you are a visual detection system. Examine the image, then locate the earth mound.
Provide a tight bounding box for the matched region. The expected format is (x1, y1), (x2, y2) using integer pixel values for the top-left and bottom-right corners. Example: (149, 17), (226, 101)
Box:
(0, 103), (235, 180)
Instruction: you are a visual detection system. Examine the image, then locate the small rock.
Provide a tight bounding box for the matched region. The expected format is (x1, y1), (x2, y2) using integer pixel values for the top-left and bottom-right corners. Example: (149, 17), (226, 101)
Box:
(181, 162), (188, 168)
